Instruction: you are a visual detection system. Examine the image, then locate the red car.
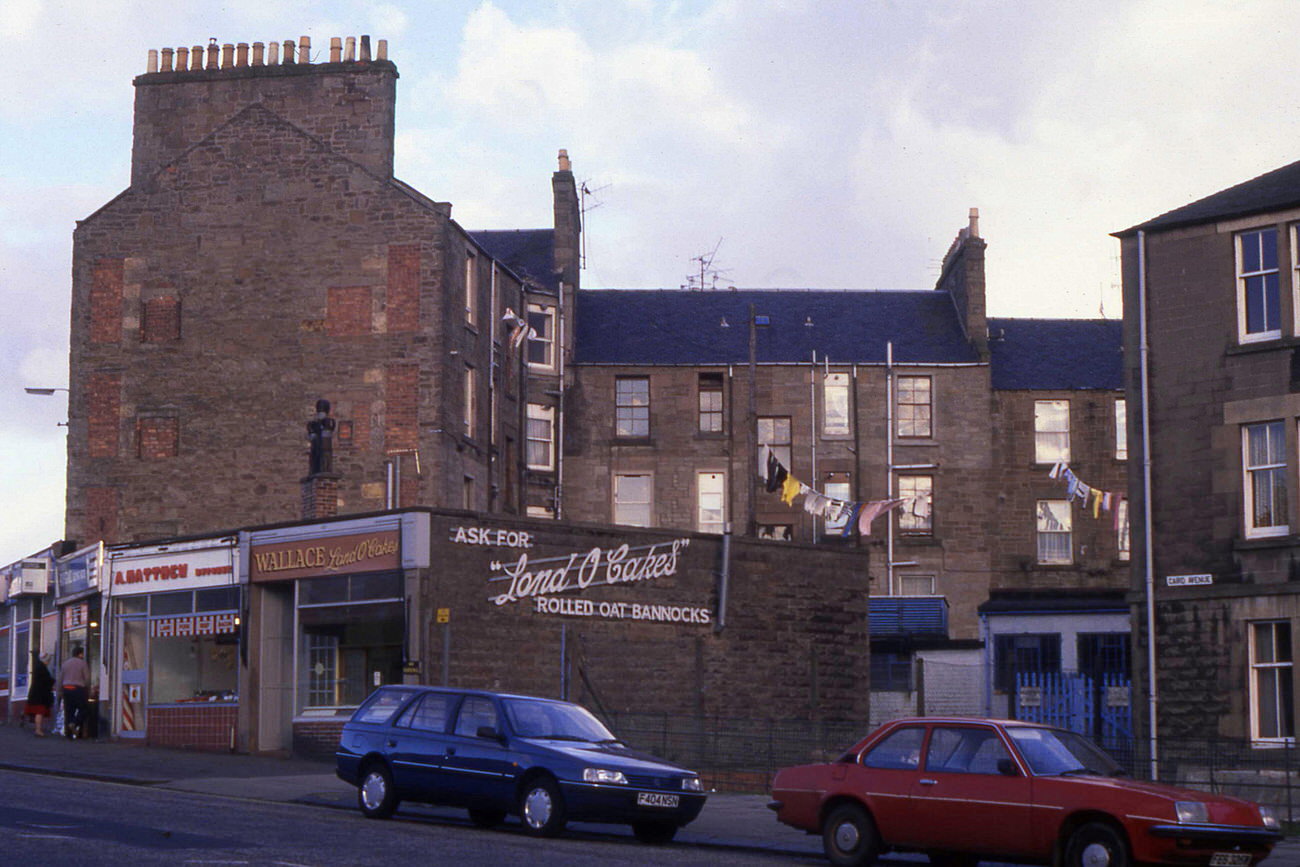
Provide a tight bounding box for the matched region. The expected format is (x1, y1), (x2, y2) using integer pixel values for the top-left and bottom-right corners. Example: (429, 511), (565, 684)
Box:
(769, 717), (1282, 867)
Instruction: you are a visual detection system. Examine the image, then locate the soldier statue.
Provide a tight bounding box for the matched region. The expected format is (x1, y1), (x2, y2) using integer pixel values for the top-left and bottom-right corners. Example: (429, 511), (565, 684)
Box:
(307, 398), (336, 476)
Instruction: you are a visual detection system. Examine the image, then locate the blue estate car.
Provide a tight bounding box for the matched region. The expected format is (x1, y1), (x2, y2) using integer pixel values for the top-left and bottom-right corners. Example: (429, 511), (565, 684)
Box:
(335, 686), (708, 843)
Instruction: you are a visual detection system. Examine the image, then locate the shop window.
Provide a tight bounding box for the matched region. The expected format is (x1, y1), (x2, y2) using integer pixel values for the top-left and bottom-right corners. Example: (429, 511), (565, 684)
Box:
(1250, 620), (1295, 743)
(1239, 227), (1280, 342)
(1035, 400), (1070, 464)
(758, 416), (792, 469)
(613, 473), (652, 527)
(150, 631), (238, 704)
(1245, 421), (1288, 538)
(299, 602), (403, 713)
(526, 304), (554, 368)
(698, 373), (723, 433)
(823, 372), (850, 435)
(697, 471), (726, 534)
(615, 377), (650, 438)
(1037, 499), (1072, 564)
(897, 375), (932, 438)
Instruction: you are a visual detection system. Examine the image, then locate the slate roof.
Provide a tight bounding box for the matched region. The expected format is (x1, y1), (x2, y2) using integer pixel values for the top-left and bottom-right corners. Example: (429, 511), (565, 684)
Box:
(1116, 157), (1300, 236)
(573, 289), (981, 366)
(469, 229), (558, 292)
(987, 317), (1122, 391)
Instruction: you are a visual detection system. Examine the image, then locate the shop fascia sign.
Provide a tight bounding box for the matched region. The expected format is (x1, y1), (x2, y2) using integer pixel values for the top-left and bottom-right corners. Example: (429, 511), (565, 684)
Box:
(108, 539), (238, 597)
(249, 530), (400, 582)
(56, 541), (104, 602)
(466, 530), (712, 626)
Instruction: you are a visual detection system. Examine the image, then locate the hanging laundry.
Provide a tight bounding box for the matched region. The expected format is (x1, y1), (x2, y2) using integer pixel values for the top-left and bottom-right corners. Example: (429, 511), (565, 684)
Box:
(858, 498), (905, 536)
(780, 475), (803, 506)
(803, 491), (830, 516)
(767, 453), (787, 493)
(840, 503), (863, 537)
(1049, 461), (1067, 480)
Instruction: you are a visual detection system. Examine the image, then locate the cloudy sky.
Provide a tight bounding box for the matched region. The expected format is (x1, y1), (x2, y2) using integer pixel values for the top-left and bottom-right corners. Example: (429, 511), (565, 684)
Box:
(3, 0), (1298, 566)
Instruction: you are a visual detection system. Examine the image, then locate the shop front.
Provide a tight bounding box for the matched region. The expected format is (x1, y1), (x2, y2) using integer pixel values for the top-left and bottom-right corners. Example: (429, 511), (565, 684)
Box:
(106, 536), (241, 750)
(54, 542), (105, 736)
(244, 512), (426, 755)
(1, 551), (56, 724)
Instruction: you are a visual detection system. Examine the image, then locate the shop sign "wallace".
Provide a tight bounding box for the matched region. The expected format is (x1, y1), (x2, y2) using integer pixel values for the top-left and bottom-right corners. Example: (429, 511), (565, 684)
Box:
(250, 531), (400, 582)
(487, 539), (690, 607)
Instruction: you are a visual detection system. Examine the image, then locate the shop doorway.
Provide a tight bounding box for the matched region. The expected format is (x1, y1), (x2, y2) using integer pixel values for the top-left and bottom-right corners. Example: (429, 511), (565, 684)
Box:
(117, 617), (147, 738)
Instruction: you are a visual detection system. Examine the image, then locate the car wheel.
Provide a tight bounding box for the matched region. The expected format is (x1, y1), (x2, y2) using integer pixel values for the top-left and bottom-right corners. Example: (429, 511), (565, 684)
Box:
(1065, 821), (1129, 867)
(632, 821), (678, 844)
(823, 803), (880, 867)
(468, 807), (506, 829)
(357, 763), (399, 819)
(518, 776), (567, 837)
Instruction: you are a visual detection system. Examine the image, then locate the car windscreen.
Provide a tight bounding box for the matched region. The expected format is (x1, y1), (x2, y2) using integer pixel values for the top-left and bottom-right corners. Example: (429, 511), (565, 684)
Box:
(1006, 726), (1123, 776)
(503, 698), (617, 742)
(351, 688), (415, 724)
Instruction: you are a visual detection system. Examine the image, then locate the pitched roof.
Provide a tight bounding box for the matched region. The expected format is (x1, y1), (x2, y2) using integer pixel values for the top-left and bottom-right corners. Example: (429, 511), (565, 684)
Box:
(987, 317), (1122, 390)
(1116, 157), (1300, 235)
(573, 289), (981, 366)
(469, 229), (557, 292)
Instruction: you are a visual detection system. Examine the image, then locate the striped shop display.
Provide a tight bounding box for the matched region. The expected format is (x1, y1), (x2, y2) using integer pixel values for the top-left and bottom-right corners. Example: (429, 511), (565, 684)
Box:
(150, 613), (238, 637)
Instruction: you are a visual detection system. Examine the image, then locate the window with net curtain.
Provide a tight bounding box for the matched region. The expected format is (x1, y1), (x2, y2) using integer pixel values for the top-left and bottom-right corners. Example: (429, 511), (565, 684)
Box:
(1036, 499), (1072, 564)
(1244, 421), (1288, 537)
(1034, 400), (1070, 464)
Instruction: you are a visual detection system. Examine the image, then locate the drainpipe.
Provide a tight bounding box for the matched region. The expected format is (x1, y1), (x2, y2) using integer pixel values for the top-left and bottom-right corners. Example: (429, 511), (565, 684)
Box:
(555, 283), (566, 519)
(886, 341), (895, 596)
(810, 351), (819, 544)
(1138, 229), (1159, 780)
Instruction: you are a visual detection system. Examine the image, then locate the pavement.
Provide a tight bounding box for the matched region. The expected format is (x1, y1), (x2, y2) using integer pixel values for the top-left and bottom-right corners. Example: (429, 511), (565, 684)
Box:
(0, 720), (1297, 865)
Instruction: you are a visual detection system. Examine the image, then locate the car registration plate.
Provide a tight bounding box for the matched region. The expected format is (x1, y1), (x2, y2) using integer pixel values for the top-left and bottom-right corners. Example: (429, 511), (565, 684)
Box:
(636, 792), (679, 808)
(1209, 854), (1251, 867)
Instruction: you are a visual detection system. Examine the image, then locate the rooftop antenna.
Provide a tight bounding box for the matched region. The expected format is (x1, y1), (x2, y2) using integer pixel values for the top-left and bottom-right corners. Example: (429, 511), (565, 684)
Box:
(686, 238), (732, 290)
(579, 180), (610, 271)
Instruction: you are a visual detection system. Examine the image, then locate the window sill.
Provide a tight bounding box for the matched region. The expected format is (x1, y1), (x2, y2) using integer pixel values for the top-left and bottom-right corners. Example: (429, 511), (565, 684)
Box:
(612, 437), (655, 447)
(1235, 533), (1298, 551)
(693, 432), (727, 440)
(1227, 335), (1296, 355)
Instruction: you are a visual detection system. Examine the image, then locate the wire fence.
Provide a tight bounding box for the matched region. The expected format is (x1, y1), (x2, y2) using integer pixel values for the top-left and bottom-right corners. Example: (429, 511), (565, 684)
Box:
(602, 711), (1300, 815)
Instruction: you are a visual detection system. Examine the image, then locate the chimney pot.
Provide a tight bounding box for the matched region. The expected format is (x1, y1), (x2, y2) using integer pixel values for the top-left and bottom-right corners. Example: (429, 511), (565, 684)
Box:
(205, 41), (219, 70)
(557, 149), (571, 172)
(267, 41), (279, 65)
(176, 46), (189, 70)
(191, 45), (203, 71)
(160, 47), (173, 72)
(252, 42), (264, 66)
(283, 40), (295, 64)
(359, 35), (371, 62)
(377, 39), (387, 60)
(221, 43), (234, 68)
(345, 36), (356, 61)
(330, 37), (342, 63)
(299, 35), (310, 64)
(147, 49), (159, 73)
(236, 42), (249, 67)
(968, 207), (980, 239)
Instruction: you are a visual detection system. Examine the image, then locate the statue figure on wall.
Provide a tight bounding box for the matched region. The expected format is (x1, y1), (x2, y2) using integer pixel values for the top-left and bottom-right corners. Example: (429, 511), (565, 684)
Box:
(307, 398), (336, 476)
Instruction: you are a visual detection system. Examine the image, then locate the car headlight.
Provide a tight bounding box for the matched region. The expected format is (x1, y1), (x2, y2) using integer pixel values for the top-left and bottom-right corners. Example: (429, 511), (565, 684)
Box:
(681, 776), (704, 792)
(1259, 805), (1281, 830)
(583, 768), (628, 785)
(1176, 801), (1209, 824)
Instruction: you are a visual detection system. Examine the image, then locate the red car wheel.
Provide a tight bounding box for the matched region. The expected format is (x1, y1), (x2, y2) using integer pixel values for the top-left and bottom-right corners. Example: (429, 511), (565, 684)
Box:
(822, 803), (880, 867)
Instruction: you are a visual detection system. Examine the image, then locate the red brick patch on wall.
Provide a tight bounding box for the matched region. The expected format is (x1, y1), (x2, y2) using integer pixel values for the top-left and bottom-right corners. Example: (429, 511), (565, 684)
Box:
(88, 372), (122, 458)
(136, 416), (179, 459)
(90, 258), (124, 344)
(386, 244), (420, 332)
(84, 487), (120, 544)
(141, 295), (181, 343)
(385, 364), (418, 451)
(326, 286), (372, 337)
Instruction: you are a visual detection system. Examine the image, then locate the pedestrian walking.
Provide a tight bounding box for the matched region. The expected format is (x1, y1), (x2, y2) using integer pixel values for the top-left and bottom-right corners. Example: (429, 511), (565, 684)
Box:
(58, 645), (90, 739)
(25, 651), (55, 736)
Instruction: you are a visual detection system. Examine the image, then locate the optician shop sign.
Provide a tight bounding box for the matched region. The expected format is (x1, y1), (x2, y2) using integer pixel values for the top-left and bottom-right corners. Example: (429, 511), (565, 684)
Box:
(458, 528), (712, 626)
(250, 530), (400, 582)
(110, 546), (237, 596)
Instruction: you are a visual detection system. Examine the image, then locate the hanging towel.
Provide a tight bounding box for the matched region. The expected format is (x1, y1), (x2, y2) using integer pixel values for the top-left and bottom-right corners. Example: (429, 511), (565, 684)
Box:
(840, 503), (863, 537)
(858, 498), (905, 536)
(780, 475), (802, 506)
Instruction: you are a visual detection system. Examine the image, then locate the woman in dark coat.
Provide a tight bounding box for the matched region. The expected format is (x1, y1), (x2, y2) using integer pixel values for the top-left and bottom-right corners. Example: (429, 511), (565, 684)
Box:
(26, 651), (55, 737)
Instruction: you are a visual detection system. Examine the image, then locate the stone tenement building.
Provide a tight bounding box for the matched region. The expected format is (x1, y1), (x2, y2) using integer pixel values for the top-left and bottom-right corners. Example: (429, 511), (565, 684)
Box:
(68, 35), (574, 548)
(55, 36), (1128, 726)
(1118, 159), (1300, 745)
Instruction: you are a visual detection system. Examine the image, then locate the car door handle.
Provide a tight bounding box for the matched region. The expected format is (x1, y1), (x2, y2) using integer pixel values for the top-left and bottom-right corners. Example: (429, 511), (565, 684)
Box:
(446, 747), (457, 756)
(919, 778), (938, 786)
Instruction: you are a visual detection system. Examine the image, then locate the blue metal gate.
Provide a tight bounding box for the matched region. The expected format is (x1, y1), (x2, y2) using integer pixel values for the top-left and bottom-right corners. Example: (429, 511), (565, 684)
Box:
(1013, 672), (1133, 754)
